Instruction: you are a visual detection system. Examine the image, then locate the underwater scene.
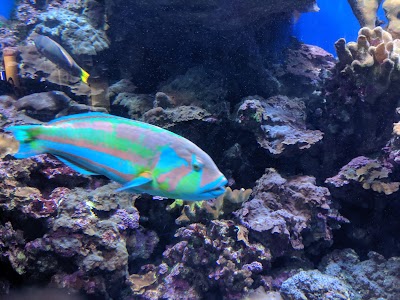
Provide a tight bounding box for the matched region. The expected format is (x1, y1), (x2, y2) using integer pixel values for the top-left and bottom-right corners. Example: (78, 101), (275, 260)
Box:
(0, 0), (400, 299)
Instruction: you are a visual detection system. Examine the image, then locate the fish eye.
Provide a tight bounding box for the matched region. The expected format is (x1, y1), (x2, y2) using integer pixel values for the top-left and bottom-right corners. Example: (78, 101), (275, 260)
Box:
(191, 156), (204, 172)
(192, 162), (202, 172)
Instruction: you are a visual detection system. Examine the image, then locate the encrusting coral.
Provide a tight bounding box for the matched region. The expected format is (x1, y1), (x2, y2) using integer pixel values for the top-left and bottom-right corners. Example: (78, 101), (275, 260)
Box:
(0, 153), (159, 298)
(167, 187), (252, 225)
(280, 270), (352, 300)
(326, 155), (400, 195)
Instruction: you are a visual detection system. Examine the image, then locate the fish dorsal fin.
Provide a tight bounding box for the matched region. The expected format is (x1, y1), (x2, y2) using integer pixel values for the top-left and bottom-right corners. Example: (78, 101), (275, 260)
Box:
(48, 112), (112, 124)
(115, 172), (152, 192)
(54, 155), (99, 175)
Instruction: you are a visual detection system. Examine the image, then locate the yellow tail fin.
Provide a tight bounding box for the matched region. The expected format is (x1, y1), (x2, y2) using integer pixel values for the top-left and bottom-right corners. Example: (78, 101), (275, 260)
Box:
(81, 69), (90, 84)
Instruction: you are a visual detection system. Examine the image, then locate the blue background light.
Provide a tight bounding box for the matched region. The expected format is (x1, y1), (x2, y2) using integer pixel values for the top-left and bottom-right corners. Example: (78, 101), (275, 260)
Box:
(293, 0), (386, 55)
(0, 0), (15, 19)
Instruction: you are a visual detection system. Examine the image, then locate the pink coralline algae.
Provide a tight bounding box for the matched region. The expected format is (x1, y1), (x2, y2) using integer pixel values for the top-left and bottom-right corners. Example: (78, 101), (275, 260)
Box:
(0, 156), (89, 219)
(0, 166), (159, 298)
(235, 168), (348, 257)
(130, 220), (271, 300)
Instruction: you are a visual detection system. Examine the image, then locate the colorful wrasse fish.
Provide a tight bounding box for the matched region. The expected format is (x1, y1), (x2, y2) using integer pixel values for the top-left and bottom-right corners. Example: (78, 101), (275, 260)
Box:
(33, 34), (90, 84)
(6, 113), (227, 201)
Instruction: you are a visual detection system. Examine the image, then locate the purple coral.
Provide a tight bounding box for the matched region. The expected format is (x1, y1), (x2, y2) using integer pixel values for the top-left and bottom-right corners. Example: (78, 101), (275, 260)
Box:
(112, 209), (140, 231)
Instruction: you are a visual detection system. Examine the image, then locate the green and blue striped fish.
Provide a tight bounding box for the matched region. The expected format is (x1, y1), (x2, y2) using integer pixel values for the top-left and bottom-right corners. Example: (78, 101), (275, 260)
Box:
(7, 113), (227, 201)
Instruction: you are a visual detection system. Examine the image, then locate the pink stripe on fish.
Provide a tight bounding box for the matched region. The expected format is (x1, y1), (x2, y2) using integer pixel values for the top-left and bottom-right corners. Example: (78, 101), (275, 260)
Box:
(115, 123), (165, 151)
(49, 114), (116, 125)
(53, 121), (114, 133)
(37, 135), (150, 168)
(157, 165), (192, 192)
(115, 123), (144, 142)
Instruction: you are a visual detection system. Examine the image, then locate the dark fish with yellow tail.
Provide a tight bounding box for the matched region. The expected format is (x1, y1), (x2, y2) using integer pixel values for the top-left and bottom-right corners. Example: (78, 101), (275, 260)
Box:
(33, 34), (90, 84)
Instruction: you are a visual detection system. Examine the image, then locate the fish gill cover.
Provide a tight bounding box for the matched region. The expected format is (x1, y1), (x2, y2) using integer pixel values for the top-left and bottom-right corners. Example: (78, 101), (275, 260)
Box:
(0, 0), (399, 299)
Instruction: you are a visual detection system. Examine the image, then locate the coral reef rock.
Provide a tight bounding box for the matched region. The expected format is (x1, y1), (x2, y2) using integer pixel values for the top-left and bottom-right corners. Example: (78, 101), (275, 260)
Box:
(236, 96), (323, 155)
(280, 270), (353, 300)
(143, 106), (212, 128)
(235, 168), (347, 257)
(277, 43), (335, 97)
(19, 42), (91, 96)
(110, 0), (319, 31)
(326, 155), (400, 195)
(132, 220), (271, 299)
(320, 248), (400, 300)
(158, 66), (228, 109)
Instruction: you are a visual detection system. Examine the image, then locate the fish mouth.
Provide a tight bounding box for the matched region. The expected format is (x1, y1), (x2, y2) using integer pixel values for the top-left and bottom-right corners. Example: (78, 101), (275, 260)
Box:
(200, 176), (228, 197)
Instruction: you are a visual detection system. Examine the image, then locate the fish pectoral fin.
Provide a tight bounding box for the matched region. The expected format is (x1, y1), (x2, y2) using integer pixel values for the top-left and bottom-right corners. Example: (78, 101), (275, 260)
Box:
(54, 155), (99, 176)
(116, 172), (152, 192)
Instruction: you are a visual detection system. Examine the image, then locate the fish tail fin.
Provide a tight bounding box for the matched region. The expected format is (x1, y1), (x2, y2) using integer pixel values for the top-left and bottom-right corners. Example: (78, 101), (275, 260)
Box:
(6, 125), (44, 158)
(81, 69), (90, 84)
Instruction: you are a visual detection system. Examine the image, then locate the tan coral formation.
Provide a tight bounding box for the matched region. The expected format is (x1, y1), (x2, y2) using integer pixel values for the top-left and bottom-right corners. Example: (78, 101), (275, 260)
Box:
(348, 0), (383, 28)
(383, 0), (400, 38)
(348, 0), (400, 40)
(334, 26), (400, 102)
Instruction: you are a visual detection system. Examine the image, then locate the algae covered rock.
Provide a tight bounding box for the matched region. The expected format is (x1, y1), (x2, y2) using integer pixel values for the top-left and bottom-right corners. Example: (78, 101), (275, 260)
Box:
(320, 248), (400, 300)
(280, 270), (352, 300)
(236, 96), (323, 155)
(235, 168), (347, 257)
